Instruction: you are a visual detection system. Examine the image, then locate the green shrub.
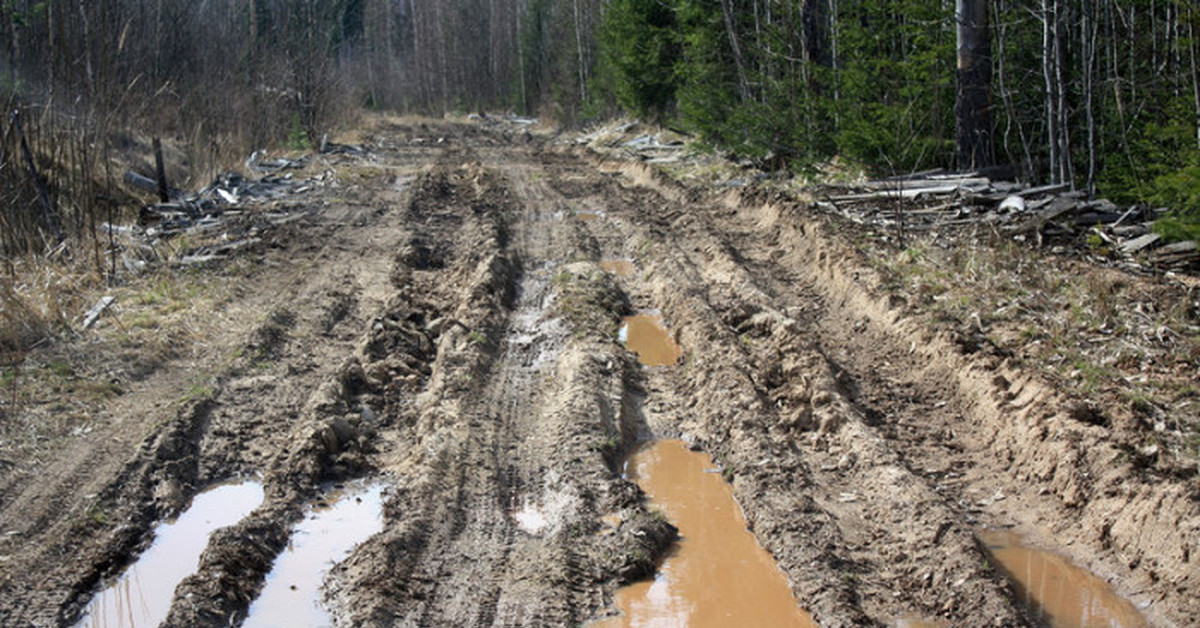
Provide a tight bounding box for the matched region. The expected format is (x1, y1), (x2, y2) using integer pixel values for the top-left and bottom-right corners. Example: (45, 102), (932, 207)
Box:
(1150, 164), (1200, 243)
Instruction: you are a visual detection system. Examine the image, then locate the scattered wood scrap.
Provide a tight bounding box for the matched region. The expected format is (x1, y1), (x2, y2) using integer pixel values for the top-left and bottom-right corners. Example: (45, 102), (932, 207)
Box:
(818, 171), (1199, 273)
(108, 152), (338, 274)
(135, 169), (325, 238)
(81, 296), (116, 330)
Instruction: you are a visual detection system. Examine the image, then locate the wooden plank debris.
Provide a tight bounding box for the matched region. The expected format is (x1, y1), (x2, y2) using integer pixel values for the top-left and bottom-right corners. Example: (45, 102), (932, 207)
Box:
(1121, 233), (1162, 254)
(814, 171), (1198, 274)
(81, 296), (116, 330)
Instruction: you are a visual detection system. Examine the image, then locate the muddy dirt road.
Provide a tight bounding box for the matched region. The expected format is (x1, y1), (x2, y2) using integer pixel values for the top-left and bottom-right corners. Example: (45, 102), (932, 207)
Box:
(0, 119), (1194, 627)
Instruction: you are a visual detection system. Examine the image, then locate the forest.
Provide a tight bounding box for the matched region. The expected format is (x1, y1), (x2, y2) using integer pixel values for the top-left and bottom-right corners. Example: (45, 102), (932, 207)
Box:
(1, 0), (1199, 255)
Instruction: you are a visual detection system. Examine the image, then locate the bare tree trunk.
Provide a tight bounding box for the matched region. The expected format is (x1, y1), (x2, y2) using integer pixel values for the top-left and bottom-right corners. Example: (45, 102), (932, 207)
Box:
(249, 0), (258, 41)
(1042, 0), (1060, 184)
(489, 0), (500, 103)
(516, 0), (527, 113)
(830, 0), (841, 114)
(994, 0), (1033, 181)
(572, 0), (587, 104)
(718, 0), (752, 102)
(1191, 19), (1200, 150)
(78, 1), (94, 96)
(956, 0), (993, 170)
(1054, 1), (1072, 186)
(802, 0), (831, 69)
(411, 0), (431, 111)
(153, 137), (169, 203)
(434, 1), (449, 109)
(1082, 0), (1098, 194)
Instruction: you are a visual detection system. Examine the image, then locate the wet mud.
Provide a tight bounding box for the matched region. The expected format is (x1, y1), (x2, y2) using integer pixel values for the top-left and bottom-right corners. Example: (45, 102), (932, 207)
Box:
(619, 314), (680, 367)
(0, 119), (1193, 628)
(244, 483), (386, 627)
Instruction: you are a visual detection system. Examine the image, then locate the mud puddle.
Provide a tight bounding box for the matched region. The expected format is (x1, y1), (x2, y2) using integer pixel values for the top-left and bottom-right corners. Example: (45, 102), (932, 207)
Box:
(979, 529), (1146, 628)
(242, 482), (386, 628)
(594, 440), (816, 628)
(619, 314), (680, 367)
(599, 259), (636, 277)
(77, 479), (264, 628)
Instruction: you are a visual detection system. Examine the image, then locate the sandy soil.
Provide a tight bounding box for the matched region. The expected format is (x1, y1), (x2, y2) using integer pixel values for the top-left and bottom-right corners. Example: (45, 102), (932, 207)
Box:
(0, 117), (1194, 627)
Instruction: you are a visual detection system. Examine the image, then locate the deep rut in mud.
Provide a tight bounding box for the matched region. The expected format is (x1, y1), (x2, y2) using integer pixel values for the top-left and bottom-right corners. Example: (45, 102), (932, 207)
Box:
(0, 121), (1190, 628)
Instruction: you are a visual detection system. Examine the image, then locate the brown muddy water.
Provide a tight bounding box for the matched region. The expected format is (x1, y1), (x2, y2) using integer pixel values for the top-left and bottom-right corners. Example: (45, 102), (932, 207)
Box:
(979, 529), (1147, 628)
(599, 259), (637, 277)
(593, 440), (817, 628)
(242, 483), (386, 628)
(76, 479), (264, 628)
(619, 314), (680, 367)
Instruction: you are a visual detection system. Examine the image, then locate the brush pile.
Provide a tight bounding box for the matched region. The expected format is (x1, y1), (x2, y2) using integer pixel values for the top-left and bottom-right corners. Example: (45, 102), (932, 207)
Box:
(114, 151), (345, 272)
(817, 170), (1199, 274)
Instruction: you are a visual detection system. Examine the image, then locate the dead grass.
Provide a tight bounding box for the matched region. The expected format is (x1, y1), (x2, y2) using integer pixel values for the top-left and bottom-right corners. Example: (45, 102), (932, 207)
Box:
(0, 257), (101, 355)
(0, 258), (244, 465)
(869, 231), (1200, 464)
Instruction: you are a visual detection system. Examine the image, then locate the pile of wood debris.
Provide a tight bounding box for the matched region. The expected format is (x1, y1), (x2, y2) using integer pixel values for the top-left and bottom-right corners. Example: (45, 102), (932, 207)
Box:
(576, 121), (1198, 276)
(109, 143), (367, 271)
(816, 170), (1199, 274)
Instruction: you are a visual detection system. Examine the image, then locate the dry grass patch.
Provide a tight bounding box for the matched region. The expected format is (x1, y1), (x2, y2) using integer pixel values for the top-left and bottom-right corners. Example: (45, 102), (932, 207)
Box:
(0, 257), (100, 355)
(0, 261), (242, 464)
(869, 232), (1200, 464)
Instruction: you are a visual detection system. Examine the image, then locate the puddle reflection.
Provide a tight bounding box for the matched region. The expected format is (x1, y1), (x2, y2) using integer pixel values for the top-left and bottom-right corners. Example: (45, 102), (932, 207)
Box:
(979, 529), (1146, 628)
(243, 483), (386, 628)
(593, 440), (816, 628)
(77, 479), (264, 628)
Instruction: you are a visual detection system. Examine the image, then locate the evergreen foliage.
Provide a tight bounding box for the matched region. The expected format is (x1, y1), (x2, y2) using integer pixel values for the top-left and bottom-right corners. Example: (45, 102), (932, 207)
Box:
(1, 0), (1199, 241)
(599, 0), (679, 120)
(593, 0), (1200, 237)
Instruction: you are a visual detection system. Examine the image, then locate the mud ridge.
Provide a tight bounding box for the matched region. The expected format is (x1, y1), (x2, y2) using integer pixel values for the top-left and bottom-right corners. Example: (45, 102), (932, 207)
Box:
(323, 262), (672, 623)
(588, 152), (1195, 626)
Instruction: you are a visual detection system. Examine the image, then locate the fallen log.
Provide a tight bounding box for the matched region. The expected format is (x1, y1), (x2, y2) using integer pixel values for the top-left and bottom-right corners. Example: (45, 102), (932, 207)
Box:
(881, 168), (946, 181)
(81, 296), (116, 330)
(1149, 240), (1199, 260)
(858, 177), (990, 191)
(1017, 182), (1072, 198)
(828, 184), (968, 202)
(124, 170), (158, 193)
